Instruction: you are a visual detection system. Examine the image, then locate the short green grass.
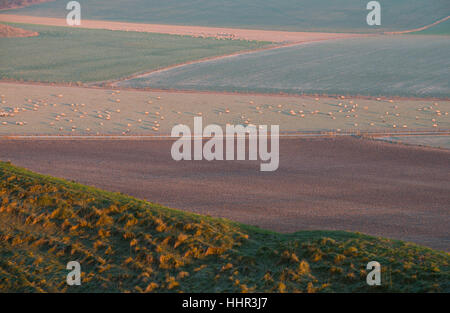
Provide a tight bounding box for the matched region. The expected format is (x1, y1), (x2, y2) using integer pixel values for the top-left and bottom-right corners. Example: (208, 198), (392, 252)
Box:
(0, 23), (270, 83)
(4, 0), (449, 33)
(0, 161), (448, 293)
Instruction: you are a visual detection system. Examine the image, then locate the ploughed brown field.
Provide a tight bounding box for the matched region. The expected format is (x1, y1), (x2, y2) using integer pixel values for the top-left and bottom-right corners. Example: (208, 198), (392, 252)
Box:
(0, 136), (448, 251)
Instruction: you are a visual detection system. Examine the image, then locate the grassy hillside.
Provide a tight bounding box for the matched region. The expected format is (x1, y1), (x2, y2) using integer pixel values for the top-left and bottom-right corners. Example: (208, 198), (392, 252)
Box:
(120, 35), (450, 99)
(0, 23), (269, 83)
(0, 161), (448, 293)
(3, 0), (449, 33)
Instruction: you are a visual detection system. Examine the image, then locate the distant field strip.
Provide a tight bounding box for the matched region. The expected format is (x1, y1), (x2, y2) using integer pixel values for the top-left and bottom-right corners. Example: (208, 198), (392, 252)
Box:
(0, 14), (363, 43)
(1, 83), (448, 136)
(118, 35), (450, 99)
(0, 23), (269, 82)
(3, 0), (449, 33)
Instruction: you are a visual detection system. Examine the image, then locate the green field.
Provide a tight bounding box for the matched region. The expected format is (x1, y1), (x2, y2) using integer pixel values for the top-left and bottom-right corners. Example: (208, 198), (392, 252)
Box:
(0, 161), (448, 292)
(0, 23), (269, 83)
(119, 35), (450, 98)
(4, 0), (449, 33)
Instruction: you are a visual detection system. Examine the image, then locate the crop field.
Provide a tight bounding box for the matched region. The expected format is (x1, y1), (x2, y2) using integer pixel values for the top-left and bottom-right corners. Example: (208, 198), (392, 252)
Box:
(4, 0), (449, 33)
(1, 83), (449, 135)
(119, 35), (450, 99)
(0, 23), (269, 83)
(0, 161), (449, 292)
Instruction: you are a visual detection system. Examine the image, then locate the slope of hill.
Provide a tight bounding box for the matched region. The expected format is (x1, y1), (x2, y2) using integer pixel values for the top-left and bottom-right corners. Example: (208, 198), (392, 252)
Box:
(0, 161), (448, 293)
(3, 0), (449, 33)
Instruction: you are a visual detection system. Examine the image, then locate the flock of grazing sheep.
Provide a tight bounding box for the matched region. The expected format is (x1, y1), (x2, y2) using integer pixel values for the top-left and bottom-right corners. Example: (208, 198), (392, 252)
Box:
(0, 89), (448, 136)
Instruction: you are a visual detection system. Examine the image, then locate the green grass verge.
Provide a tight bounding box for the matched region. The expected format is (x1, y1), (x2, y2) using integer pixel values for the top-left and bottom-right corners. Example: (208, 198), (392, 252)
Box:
(4, 0), (449, 33)
(0, 23), (270, 83)
(0, 161), (448, 293)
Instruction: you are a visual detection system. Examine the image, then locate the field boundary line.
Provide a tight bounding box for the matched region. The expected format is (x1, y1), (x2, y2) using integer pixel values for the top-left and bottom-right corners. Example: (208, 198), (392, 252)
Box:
(2, 131), (450, 141)
(0, 14), (364, 42)
(103, 35), (373, 86)
(2, 81), (448, 102)
(385, 16), (450, 35)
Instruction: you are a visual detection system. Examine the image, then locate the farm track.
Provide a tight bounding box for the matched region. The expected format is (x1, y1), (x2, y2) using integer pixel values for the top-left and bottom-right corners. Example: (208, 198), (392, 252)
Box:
(385, 15), (450, 34)
(0, 14), (364, 42)
(0, 14), (370, 85)
(109, 16), (450, 86)
(102, 39), (348, 87)
(1, 15), (449, 99)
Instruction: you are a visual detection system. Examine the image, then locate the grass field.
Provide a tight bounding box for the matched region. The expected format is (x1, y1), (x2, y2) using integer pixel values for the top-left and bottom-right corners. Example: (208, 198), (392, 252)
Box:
(0, 161), (449, 292)
(119, 35), (450, 99)
(0, 23), (269, 83)
(3, 0), (449, 33)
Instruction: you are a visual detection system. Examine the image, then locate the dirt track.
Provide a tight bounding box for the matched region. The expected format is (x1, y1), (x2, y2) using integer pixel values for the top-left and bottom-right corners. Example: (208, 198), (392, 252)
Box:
(0, 14), (365, 43)
(0, 137), (448, 251)
(385, 15), (450, 34)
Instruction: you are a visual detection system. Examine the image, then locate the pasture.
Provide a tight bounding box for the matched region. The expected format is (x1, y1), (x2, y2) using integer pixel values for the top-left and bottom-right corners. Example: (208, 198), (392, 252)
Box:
(4, 0), (449, 33)
(119, 35), (450, 99)
(0, 23), (268, 82)
(1, 83), (449, 136)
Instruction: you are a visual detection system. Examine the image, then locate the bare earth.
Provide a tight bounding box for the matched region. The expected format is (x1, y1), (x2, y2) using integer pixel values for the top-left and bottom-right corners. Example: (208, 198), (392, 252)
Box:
(0, 14), (365, 43)
(0, 137), (448, 251)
